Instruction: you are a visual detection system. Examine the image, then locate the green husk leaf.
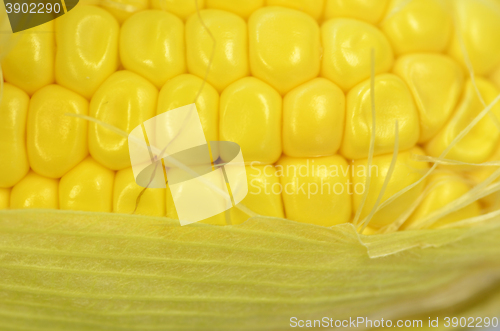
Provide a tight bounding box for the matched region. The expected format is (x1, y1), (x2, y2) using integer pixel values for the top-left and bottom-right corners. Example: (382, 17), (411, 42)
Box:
(0, 210), (499, 330)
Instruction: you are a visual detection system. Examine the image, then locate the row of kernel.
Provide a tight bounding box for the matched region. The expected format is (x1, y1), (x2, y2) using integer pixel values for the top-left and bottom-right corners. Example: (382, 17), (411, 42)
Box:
(0, 148), (483, 231)
(2, 65), (500, 183)
(4, 1), (500, 100)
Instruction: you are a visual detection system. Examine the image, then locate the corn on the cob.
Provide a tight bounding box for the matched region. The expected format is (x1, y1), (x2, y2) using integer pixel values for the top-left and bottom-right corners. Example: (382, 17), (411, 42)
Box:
(1, 0), (500, 235)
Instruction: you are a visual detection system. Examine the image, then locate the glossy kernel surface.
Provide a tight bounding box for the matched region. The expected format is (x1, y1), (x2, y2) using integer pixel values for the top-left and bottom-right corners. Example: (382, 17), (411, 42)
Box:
(27, 85), (89, 179)
(321, 18), (394, 92)
(230, 165), (285, 224)
(249, 6), (321, 95)
(425, 78), (500, 166)
(353, 148), (429, 229)
(113, 167), (166, 216)
(341, 74), (420, 160)
(277, 155), (352, 227)
(10, 171), (58, 209)
(59, 157), (115, 212)
(120, 10), (185, 89)
(381, 0), (452, 55)
(220, 77), (282, 164)
(55, 5), (119, 99)
(186, 9), (248, 92)
(283, 78), (345, 158)
(1, 22), (55, 95)
(393, 54), (464, 143)
(89, 71), (158, 171)
(0, 84), (30, 188)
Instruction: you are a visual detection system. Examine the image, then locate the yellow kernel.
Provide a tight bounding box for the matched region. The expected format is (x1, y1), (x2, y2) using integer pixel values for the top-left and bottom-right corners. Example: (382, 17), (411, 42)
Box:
(353, 147), (429, 229)
(283, 78), (345, 157)
(380, 0), (452, 55)
(151, 0), (205, 20)
(425, 78), (500, 166)
(266, 0), (324, 20)
(120, 10), (185, 89)
(467, 145), (500, 210)
(1, 22), (55, 95)
(341, 74), (420, 160)
(321, 18), (394, 92)
(59, 157), (114, 212)
(101, 0), (149, 23)
(55, 5), (119, 99)
(206, 0), (263, 19)
(393, 54), (464, 143)
(186, 9), (249, 92)
(0, 188), (10, 210)
(249, 6), (321, 95)
(220, 77), (282, 164)
(323, 0), (389, 24)
(89, 70), (158, 171)
(113, 167), (166, 216)
(360, 226), (378, 235)
(0, 84), (30, 188)
(490, 64), (500, 90)
(448, 0), (500, 75)
(230, 165), (285, 224)
(157, 74), (219, 158)
(405, 172), (481, 229)
(166, 178), (227, 226)
(27, 84), (89, 179)
(10, 171), (58, 209)
(277, 155), (352, 226)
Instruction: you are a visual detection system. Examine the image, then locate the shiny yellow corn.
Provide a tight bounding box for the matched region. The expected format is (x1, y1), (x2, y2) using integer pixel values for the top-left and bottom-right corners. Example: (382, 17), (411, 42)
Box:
(1, 0), (500, 235)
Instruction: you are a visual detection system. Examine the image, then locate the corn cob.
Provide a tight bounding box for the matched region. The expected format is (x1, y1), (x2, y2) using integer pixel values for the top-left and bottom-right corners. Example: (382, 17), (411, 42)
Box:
(1, 0), (500, 233)
(2, 1), (500, 329)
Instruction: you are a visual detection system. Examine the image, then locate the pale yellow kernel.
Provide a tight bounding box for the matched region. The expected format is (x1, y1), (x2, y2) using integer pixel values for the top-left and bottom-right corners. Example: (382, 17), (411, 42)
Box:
(220, 77), (282, 164)
(113, 167), (166, 216)
(283, 78), (345, 157)
(277, 155), (352, 227)
(120, 10), (185, 89)
(166, 182), (227, 225)
(55, 5), (119, 99)
(425, 78), (500, 167)
(490, 64), (500, 90)
(59, 157), (114, 212)
(230, 165), (285, 224)
(266, 0), (324, 20)
(467, 144), (500, 210)
(0, 84), (30, 188)
(381, 0), (452, 55)
(341, 74), (420, 160)
(27, 84), (89, 179)
(157, 74), (219, 159)
(101, 0), (149, 23)
(186, 9), (249, 92)
(0, 188), (11, 210)
(448, 0), (500, 75)
(1, 21), (55, 95)
(323, 0), (389, 24)
(405, 172), (481, 229)
(353, 147), (429, 229)
(249, 6), (321, 95)
(206, 0), (263, 19)
(151, 0), (205, 20)
(321, 18), (394, 92)
(393, 54), (464, 143)
(360, 226), (378, 235)
(10, 171), (58, 209)
(89, 70), (158, 171)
